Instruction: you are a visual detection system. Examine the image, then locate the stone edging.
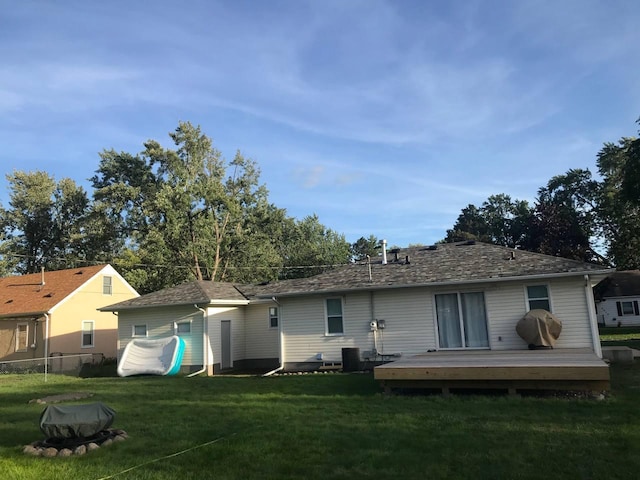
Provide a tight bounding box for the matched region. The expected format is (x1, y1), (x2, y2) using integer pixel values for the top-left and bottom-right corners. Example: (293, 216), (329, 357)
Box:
(23, 429), (128, 457)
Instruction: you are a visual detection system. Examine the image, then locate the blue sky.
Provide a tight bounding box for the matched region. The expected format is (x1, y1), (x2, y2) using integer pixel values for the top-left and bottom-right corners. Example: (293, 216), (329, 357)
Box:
(1, 0), (639, 247)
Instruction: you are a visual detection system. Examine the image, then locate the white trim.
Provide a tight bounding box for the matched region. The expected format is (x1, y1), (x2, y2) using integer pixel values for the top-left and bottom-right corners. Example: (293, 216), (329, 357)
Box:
(175, 321), (191, 335)
(524, 283), (553, 312)
(585, 275), (603, 358)
(433, 290), (490, 350)
(102, 275), (113, 295)
(81, 320), (95, 348)
(15, 322), (29, 352)
(50, 264), (139, 314)
(268, 306), (279, 329)
(324, 297), (345, 336)
(618, 300), (636, 316)
(132, 324), (148, 338)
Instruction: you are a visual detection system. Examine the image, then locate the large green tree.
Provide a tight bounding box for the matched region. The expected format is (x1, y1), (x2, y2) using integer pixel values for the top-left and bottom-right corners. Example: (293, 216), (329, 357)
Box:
(279, 214), (351, 279)
(596, 121), (640, 269)
(445, 194), (532, 248)
(90, 122), (349, 292)
(528, 169), (603, 263)
(0, 171), (91, 273)
(350, 234), (380, 261)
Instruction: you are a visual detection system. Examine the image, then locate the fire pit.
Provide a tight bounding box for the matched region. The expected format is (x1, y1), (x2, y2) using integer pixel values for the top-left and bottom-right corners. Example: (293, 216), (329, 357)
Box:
(24, 402), (128, 457)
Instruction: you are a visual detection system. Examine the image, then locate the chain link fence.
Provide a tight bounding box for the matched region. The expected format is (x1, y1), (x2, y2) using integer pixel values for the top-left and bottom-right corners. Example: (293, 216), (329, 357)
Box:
(0, 353), (104, 376)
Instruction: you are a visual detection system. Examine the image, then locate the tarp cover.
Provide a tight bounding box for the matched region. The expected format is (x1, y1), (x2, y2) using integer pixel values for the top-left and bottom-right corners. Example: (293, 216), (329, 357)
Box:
(516, 309), (563, 348)
(39, 402), (116, 439)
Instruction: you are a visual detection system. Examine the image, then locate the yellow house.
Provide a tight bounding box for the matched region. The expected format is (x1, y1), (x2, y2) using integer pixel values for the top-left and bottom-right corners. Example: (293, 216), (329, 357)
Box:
(0, 265), (138, 362)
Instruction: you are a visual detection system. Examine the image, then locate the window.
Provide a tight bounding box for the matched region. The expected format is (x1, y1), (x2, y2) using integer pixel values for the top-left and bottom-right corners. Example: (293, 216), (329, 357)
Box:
(15, 323), (28, 352)
(132, 324), (147, 337)
(526, 285), (550, 311)
(435, 292), (489, 349)
(325, 298), (344, 335)
(82, 321), (94, 348)
(176, 322), (191, 334)
(103, 276), (113, 295)
(269, 307), (279, 328)
(617, 301), (639, 316)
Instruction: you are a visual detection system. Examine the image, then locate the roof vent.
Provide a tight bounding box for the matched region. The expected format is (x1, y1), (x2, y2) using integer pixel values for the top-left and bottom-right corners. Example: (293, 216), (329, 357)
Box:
(457, 240), (476, 246)
(381, 239), (388, 265)
(5, 299), (13, 304)
(43, 293), (53, 298)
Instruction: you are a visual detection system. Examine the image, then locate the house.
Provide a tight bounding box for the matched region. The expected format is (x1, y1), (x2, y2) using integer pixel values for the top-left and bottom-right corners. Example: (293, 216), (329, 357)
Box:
(99, 281), (279, 375)
(0, 265), (138, 363)
(594, 270), (640, 326)
(102, 242), (612, 379)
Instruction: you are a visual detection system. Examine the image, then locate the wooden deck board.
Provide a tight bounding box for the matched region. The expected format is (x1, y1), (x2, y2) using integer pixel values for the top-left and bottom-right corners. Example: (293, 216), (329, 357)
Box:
(374, 349), (610, 392)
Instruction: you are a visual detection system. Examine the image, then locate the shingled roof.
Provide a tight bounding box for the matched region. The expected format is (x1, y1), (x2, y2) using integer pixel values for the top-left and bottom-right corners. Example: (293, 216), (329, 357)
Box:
(593, 270), (640, 300)
(99, 280), (250, 311)
(99, 242), (613, 310)
(254, 242), (612, 298)
(0, 265), (109, 317)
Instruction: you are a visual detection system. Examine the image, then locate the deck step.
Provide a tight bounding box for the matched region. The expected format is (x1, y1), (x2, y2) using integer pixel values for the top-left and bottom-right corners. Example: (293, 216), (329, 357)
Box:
(318, 363), (342, 371)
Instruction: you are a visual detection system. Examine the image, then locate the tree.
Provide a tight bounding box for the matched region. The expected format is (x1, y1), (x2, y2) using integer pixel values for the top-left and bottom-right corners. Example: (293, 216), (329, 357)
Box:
(350, 235), (380, 261)
(528, 169), (603, 263)
(91, 121), (347, 292)
(596, 121), (640, 269)
(445, 195), (532, 248)
(0, 171), (91, 273)
(279, 215), (351, 279)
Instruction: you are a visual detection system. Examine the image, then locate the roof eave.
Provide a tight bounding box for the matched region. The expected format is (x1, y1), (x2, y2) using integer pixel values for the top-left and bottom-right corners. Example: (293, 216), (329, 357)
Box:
(0, 311), (49, 319)
(259, 269), (615, 298)
(99, 298), (250, 312)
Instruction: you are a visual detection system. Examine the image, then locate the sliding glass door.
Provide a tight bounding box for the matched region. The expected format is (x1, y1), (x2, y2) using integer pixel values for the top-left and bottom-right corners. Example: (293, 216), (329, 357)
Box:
(435, 292), (489, 349)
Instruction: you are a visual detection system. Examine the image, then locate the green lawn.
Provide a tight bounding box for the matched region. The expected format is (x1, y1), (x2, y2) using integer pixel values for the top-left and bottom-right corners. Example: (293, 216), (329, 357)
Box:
(1, 363), (639, 480)
(600, 326), (640, 350)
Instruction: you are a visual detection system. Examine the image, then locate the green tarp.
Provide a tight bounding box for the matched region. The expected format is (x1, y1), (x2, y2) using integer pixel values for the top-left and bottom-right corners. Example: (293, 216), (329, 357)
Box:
(39, 402), (116, 439)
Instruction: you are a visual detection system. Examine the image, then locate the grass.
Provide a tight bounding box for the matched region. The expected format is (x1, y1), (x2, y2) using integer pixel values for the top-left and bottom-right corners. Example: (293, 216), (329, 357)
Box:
(1, 363), (640, 480)
(600, 326), (640, 350)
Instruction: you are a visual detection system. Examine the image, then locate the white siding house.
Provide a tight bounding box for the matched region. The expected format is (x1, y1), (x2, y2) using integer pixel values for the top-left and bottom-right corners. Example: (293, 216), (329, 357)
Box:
(102, 242), (611, 375)
(594, 271), (640, 326)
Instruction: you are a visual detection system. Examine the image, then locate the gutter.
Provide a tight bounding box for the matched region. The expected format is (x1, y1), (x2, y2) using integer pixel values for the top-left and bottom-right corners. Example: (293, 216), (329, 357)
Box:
(584, 275), (603, 358)
(98, 299), (250, 313)
(44, 313), (50, 383)
(263, 297), (284, 377)
(188, 305), (210, 377)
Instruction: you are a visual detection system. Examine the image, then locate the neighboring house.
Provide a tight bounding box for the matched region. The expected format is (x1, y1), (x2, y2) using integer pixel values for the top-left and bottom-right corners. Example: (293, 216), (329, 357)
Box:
(102, 242), (611, 375)
(594, 270), (640, 326)
(0, 265), (139, 362)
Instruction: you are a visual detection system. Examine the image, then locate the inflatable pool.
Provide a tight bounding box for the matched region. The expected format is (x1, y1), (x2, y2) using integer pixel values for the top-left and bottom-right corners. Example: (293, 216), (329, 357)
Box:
(117, 335), (185, 377)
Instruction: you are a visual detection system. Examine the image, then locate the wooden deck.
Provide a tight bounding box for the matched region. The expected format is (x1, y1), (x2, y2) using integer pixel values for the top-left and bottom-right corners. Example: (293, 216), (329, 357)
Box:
(374, 349), (610, 395)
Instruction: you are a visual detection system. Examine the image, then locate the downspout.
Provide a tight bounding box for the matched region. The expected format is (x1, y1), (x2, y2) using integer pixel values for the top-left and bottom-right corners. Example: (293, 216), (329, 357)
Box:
(44, 313), (50, 383)
(263, 297), (284, 376)
(188, 305), (209, 377)
(584, 275), (603, 358)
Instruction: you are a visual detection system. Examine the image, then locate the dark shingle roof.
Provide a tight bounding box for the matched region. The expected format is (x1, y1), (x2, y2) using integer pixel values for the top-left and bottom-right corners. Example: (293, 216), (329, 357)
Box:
(100, 280), (248, 311)
(100, 242), (613, 309)
(593, 270), (640, 300)
(255, 242), (612, 298)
